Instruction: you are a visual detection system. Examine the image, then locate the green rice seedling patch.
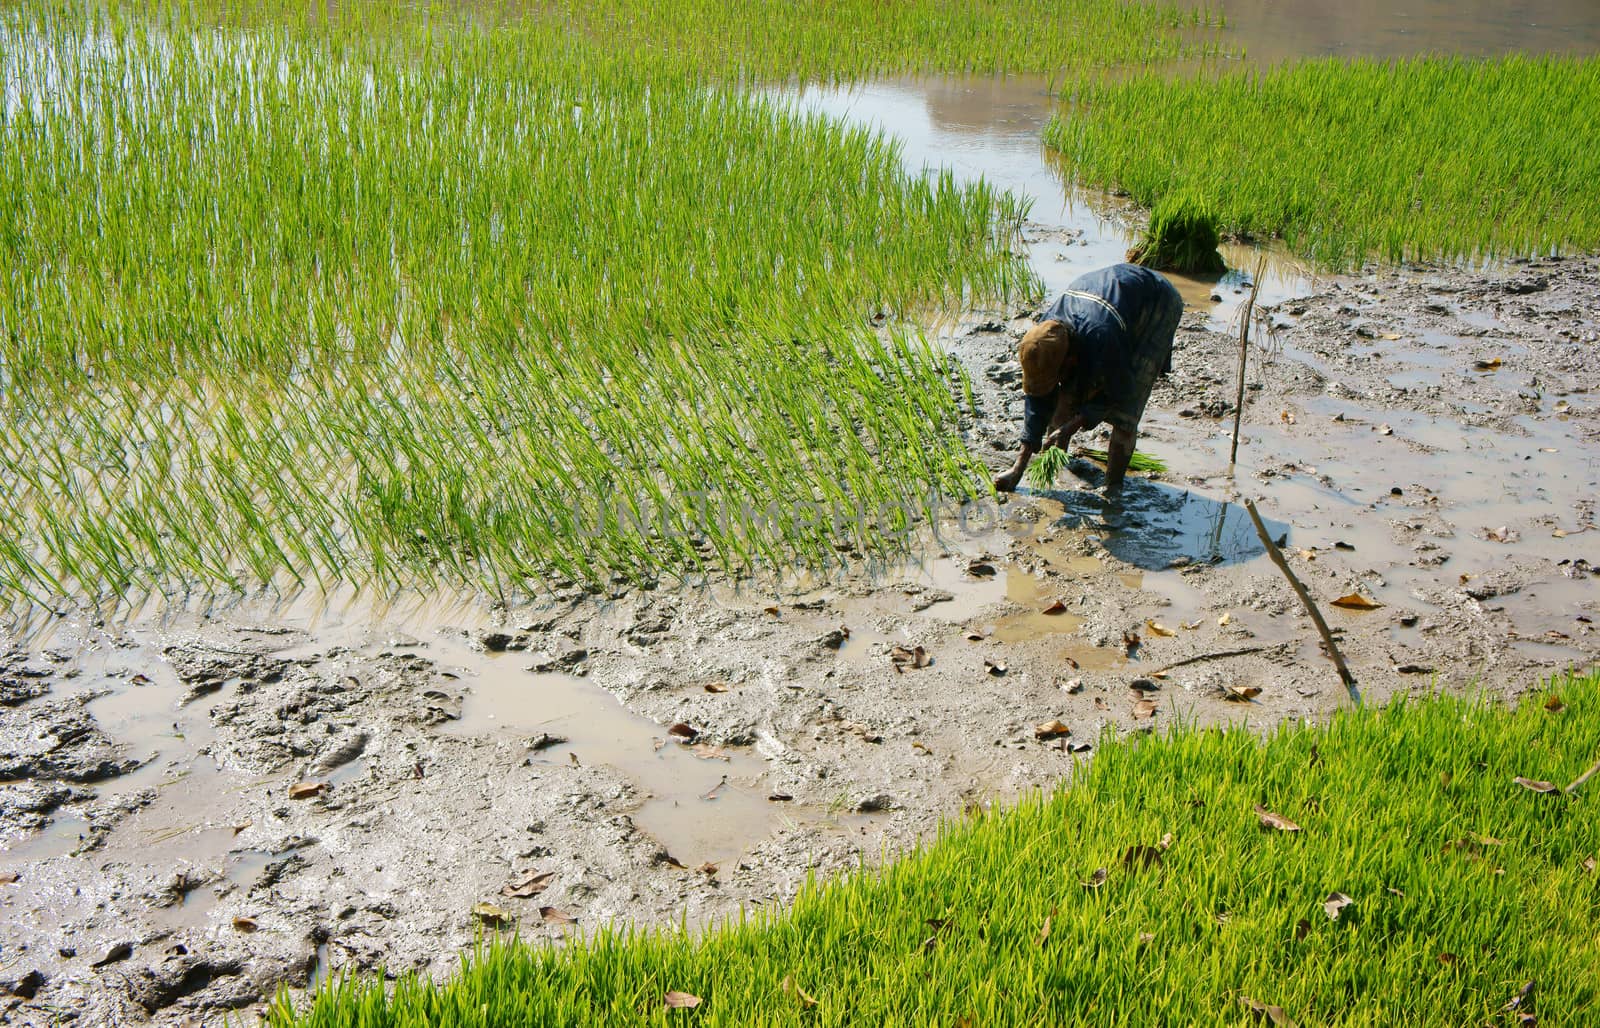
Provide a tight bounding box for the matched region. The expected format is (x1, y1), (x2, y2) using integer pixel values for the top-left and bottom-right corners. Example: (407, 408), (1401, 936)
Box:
(0, 5), (1059, 608)
(270, 671), (1600, 1025)
(1048, 56), (1600, 267)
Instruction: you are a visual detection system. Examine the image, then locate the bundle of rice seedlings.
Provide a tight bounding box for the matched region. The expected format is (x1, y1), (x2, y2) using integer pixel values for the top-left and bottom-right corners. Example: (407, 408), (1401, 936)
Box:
(1126, 190), (1226, 274)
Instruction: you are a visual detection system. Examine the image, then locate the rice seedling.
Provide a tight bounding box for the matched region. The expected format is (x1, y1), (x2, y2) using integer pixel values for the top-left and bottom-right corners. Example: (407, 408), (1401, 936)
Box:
(1125, 189), (1226, 273)
(268, 671), (1600, 1026)
(1024, 446), (1071, 490)
(1079, 447), (1168, 473)
(1047, 56), (1600, 267)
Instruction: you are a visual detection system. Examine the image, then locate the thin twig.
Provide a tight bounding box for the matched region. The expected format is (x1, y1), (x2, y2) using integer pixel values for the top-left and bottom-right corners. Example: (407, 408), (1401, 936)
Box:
(1150, 645), (1274, 676)
(1565, 754), (1600, 795)
(1243, 498), (1361, 705)
(1229, 257), (1267, 467)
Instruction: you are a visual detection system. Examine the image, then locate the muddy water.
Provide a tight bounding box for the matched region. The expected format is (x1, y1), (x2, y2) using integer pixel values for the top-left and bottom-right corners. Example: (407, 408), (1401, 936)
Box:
(1198, 0), (1600, 62)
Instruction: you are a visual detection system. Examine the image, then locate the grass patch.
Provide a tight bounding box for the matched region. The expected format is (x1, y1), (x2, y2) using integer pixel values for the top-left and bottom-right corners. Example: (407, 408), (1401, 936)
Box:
(270, 672), (1600, 1025)
(1047, 56), (1600, 267)
(1126, 190), (1226, 274)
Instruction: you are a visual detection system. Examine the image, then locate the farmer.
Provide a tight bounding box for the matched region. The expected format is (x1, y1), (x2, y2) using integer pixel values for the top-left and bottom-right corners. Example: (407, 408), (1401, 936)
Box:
(993, 262), (1183, 495)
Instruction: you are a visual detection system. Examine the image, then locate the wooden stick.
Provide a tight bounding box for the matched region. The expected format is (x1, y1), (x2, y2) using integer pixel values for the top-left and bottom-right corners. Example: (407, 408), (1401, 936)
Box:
(1150, 645), (1274, 676)
(1228, 259), (1266, 467)
(1566, 753), (1600, 795)
(1243, 498), (1361, 705)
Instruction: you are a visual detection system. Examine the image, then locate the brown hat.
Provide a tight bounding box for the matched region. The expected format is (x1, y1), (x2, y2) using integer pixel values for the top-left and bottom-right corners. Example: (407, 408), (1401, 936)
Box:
(1019, 320), (1071, 396)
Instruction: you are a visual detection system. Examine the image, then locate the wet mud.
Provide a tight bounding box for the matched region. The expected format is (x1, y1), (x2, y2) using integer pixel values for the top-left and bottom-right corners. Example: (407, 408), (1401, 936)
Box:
(4, 249), (1597, 1025)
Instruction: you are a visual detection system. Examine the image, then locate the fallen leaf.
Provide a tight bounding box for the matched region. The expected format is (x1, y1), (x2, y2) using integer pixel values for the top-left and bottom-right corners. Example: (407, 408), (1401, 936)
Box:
(1331, 592), (1382, 611)
(1181, 619), (1203, 631)
(1080, 867), (1108, 889)
(667, 722), (698, 741)
(231, 916), (258, 933)
(1501, 980), (1535, 1013)
(1241, 996), (1298, 1027)
(964, 630), (988, 642)
(1553, 528), (1568, 538)
(1042, 600), (1068, 615)
(1437, 952), (1456, 966)
(0, 872), (19, 885)
(664, 991), (702, 1010)
(967, 561), (997, 577)
(1323, 891), (1354, 921)
(1133, 698), (1158, 720)
(1484, 525), (1521, 544)
(91, 942), (134, 968)
(703, 682), (730, 694)
(780, 976), (818, 1008)
(1070, 741), (1093, 753)
(1280, 409), (1297, 424)
(230, 821), (252, 836)
(1254, 805), (1301, 832)
(1146, 620), (1176, 638)
(569, 752), (581, 766)
(540, 906), (577, 925)
(891, 645), (931, 669)
(1334, 541), (1355, 551)
(1034, 719), (1071, 740)
(984, 659), (1007, 677)
(1380, 332), (1402, 341)
(1544, 695), (1566, 713)
(1473, 357), (1504, 370)
(762, 605), (780, 616)
(1093, 696), (1108, 710)
(472, 902), (512, 926)
(911, 740), (933, 755)
(1063, 655), (1080, 670)
(288, 781), (327, 800)
(1129, 677), (1160, 693)
(1224, 684), (1262, 701)
(1061, 677), (1084, 694)
(690, 744), (729, 761)
(1218, 612), (1232, 627)
(1122, 844), (1163, 870)
(1513, 776), (1559, 794)
(695, 862), (718, 877)
(1378, 423), (1394, 436)
(502, 870), (556, 899)
(1034, 907), (1055, 947)
(1296, 548), (1317, 561)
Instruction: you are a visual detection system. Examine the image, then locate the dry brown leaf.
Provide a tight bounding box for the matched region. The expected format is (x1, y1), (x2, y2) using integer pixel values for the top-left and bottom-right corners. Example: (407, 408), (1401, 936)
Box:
(502, 870), (556, 899)
(1093, 695), (1108, 710)
(1061, 677), (1084, 694)
(1181, 619), (1203, 631)
(287, 781), (326, 800)
(231, 821), (252, 836)
(762, 605), (780, 616)
(540, 906), (577, 925)
(1474, 357), (1504, 370)
(1544, 695), (1566, 713)
(1129, 678), (1160, 693)
(1224, 684), (1262, 702)
(664, 991), (702, 1010)
(984, 659), (1007, 677)
(695, 862), (718, 877)
(1331, 593), (1382, 611)
(1484, 525), (1521, 544)
(780, 976), (818, 1009)
(1380, 332), (1402, 341)
(1034, 907), (1056, 947)
(1437, 952), (1456, 965)
(231, 916), (258, 933)
(1323, 892), (1353, 921)
(891, 645), (931, 669)
(472, 902), (512, 926)
(1513, 776), (1559, 794)
(1133, 698), (1158, 719)
(967, 561), (997, 577)
(703, 682), (730, 694)
(1146, 620), (1176, 638)
(1254, 805), (1302, 832)
(1042, 600), (1068, 616)
(690, 744), (729, 761)
(0, 872), (20, 885)
(1218, 612), (1232, 627)
(1122, 844), (1163, 870)
(1034, 719), (1071, 740)
(667, 722), (698, 741)
(964, 630), (988, 642)
(1080, 867), (1108, 889)
(911, 740), (933, 755)
(1241, 996), (1298, 1027)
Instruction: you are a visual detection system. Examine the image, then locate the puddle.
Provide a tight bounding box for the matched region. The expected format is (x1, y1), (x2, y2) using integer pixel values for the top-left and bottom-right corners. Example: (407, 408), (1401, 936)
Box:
(439, 646), (777, 866)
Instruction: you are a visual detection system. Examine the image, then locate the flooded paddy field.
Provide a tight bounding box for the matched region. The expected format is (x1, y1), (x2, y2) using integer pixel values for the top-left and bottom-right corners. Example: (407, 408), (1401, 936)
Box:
(4, 3), (1600, 1025)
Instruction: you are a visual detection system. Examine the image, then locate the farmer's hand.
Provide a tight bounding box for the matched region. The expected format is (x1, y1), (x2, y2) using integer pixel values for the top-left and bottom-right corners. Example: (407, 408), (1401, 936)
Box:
(993, 464), (1024, 493)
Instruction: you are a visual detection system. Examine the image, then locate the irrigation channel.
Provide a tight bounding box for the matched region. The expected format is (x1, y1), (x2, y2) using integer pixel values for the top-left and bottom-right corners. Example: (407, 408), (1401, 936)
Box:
(3, 4), (1600, 1024)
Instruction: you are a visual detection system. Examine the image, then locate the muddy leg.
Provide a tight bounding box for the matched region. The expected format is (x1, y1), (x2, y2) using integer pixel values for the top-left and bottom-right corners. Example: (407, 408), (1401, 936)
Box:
(1104, 425), (1136, 493)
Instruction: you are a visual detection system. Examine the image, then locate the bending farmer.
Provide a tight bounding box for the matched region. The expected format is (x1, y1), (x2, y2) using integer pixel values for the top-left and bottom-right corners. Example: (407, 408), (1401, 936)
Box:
(994, 262), (1183, 495)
